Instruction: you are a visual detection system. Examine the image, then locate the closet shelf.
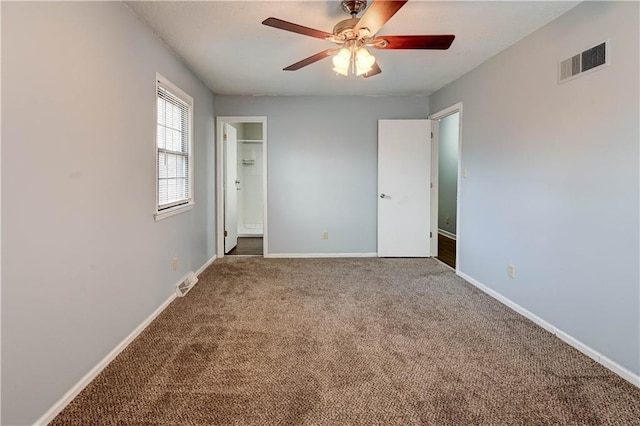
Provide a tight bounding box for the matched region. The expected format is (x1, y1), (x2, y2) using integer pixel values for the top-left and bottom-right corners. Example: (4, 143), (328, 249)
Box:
(238, 139), (263, 144)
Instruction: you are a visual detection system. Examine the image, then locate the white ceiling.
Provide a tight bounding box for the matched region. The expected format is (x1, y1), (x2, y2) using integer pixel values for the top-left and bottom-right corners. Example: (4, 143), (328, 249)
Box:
(125, 1), (579, 96)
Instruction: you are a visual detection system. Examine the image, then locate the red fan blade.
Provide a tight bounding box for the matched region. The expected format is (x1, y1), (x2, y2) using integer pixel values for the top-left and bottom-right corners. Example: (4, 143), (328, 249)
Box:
(283, 49), (337, 71)
(355, 0), (408, 37)
(364, 63), (382, 78)
(372, 35), (455, 50)
(262, 17), (332, 40)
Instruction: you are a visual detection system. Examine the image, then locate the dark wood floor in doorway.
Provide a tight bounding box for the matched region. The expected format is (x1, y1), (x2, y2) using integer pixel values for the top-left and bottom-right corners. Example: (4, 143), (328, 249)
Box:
(437, 233), (456, 268)
(227, 237), (263, 256)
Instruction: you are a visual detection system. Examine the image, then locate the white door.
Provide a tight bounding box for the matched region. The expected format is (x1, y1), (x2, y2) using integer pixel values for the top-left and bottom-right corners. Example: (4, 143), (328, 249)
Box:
(224, 123), (238, 253)
(378, 119), (432, 257)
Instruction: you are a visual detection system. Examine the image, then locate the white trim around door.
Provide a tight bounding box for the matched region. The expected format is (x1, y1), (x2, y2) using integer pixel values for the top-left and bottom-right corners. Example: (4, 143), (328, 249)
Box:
(429, 102), (463, 273)
(216, 116), (268, 258)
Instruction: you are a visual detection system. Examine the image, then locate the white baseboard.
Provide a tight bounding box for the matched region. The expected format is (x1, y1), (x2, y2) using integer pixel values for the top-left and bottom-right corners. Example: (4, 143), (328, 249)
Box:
(34, 254), (218, 426)
(457, 271), (640, 388)
(195, 254), (217, 276)
(266, 252), (377, 258)
(32, 293), (176, 426)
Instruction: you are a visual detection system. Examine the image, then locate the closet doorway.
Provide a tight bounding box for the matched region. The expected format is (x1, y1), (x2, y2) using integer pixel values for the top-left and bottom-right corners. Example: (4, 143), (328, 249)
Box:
(430, 104), (462, 270)
(216, 117), (267, 257)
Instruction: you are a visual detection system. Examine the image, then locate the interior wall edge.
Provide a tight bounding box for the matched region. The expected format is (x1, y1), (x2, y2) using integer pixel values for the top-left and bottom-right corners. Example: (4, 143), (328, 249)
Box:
(457, 270), (640, 388)
(427, 0), (639, 376)
(31, 254), (218, 426)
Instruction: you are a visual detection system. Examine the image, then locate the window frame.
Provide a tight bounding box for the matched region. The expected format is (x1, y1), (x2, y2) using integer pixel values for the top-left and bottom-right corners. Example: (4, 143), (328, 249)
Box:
(154, 73), (195, 221)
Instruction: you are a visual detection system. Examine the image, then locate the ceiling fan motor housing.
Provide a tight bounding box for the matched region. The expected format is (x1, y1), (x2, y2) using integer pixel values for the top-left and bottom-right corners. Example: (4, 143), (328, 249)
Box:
(333, 18), (360, 38)
(341, 0), (367, 16)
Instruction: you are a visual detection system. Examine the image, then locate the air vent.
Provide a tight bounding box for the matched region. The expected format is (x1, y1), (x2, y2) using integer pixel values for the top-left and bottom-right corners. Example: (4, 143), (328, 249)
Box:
(176, 272), (198, 297)
(559, 41), (609, 83)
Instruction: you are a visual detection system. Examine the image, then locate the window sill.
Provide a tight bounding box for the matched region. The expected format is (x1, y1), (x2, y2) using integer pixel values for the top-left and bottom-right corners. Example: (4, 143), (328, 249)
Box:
(154, 203), (194, 221)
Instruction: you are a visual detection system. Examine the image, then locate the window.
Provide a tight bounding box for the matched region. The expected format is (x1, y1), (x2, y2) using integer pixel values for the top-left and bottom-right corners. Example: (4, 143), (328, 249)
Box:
(155, 74), (194, 220)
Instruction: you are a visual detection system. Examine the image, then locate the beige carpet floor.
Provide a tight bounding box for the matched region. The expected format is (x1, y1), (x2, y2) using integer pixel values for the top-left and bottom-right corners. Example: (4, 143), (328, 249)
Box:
(52, 257), (640, 425)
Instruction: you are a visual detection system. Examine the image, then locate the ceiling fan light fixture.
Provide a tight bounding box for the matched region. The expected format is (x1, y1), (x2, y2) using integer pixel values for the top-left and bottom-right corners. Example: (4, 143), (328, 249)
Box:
(263, 0), (455, 79)
(355, 64), (373, 76)
(332, 45), (376, 77)
(333, 65), (350, 76)
(356, 47), (376, 69)
(332, 47), (352, 69)
(355, 49), (375, 76)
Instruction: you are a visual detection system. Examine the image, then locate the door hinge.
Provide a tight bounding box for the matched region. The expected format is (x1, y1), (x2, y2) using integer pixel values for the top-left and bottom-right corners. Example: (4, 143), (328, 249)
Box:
(224, 230), (228, 237)
(430, 182), (433, 189)
(223, 133), (227, 142)
(430, 232), (433, 238)
(431, 132), (433, 139)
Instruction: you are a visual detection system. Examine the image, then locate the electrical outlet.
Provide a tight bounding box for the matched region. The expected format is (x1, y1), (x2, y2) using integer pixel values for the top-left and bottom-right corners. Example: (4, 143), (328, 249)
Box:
(322, 231), (329, 240)
(446, 217), (450, 225)
(508, 264), (516, 279)
(172, 258), (178, 271)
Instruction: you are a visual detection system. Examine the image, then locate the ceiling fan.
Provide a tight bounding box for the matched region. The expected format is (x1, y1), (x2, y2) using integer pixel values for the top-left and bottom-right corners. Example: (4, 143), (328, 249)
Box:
(262, 0), (455, 78)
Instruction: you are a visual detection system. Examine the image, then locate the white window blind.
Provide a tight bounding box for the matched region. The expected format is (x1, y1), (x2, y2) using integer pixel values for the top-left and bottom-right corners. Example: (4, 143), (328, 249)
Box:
(156, 79), (192, 213)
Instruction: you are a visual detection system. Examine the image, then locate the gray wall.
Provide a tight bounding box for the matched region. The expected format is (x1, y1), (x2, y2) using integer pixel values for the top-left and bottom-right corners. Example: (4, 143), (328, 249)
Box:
(1, 2), (216, 424)
(215, 95), (430, 255)
(430, 1), (639, 375)
(437, 112), (459, 235)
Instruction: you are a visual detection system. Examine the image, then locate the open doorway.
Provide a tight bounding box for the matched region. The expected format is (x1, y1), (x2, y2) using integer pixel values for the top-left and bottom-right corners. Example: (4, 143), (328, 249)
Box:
(216, 117), (267, 257)
(430, 104), (462, 270)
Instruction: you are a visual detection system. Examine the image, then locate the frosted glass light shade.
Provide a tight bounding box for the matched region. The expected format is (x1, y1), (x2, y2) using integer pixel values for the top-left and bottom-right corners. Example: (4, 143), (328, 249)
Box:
(331, 46), (376, 77)
(333, 65), (349, 76)
(332, 48), (351, 69)
(356, 47), (375, 72)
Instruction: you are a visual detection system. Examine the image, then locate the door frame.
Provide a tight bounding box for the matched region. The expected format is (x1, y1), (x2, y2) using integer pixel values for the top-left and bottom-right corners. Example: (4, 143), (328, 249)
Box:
(429, 103), (463, 271)
(216, 116), (268, 258)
